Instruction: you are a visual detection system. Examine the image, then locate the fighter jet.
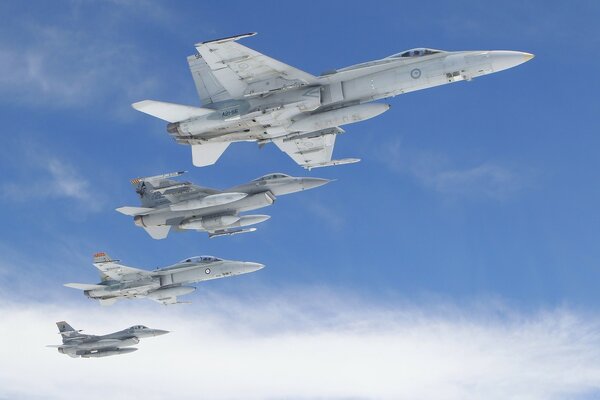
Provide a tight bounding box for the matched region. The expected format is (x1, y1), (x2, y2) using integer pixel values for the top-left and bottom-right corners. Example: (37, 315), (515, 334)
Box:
(65, 252), (264, 305)
(132, 32), (533, 169)
(116, 171), (330, 239)
(47, 321), (168, 358)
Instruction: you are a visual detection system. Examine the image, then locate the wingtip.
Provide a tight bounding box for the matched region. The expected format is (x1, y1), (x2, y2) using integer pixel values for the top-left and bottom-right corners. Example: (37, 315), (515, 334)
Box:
(196, 32), (257, 46)
(131, 100), (149, 110)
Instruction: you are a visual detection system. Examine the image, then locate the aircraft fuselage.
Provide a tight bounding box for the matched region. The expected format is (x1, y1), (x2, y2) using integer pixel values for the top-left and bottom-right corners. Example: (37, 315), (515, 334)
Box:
(84, 259), (263, 303)
(167, 50), (531, 144)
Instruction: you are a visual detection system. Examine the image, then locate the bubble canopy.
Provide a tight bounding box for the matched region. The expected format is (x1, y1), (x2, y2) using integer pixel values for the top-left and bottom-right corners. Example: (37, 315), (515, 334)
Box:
(388, 48), (445, 58)
(252, 173), (291, 181)
(179, 256), (223, 263)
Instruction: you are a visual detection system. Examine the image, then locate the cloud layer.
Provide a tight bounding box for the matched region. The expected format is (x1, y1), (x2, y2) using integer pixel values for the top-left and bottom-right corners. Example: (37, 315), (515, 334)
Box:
(1, 290), (599, 399)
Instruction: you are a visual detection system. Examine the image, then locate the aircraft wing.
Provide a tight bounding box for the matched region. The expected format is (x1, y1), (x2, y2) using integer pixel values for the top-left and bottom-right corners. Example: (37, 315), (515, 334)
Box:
(192, 33), (318, 100)
(272, 127), (360, 170)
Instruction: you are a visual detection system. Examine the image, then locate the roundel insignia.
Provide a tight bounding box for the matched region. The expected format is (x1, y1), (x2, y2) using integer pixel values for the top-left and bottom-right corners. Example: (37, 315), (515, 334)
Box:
(205, 268), (211, 274)
(410, 68), (421, 79)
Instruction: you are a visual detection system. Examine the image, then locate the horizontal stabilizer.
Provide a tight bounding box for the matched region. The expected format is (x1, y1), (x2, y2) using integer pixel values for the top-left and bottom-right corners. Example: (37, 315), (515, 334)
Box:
(93, 252), (116, 264)
(192, 142), (231, 167)
(64, 283), (106, 291)
(132, 100), (214, 123)
(115, 206), (155, 216)
(143, 225), (171, 240)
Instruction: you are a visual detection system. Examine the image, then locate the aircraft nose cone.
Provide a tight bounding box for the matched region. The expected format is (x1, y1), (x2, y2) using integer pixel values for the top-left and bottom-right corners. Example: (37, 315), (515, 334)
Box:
(301, 178), (331, 190)
(153, 329), (170, 336)
(244, 262), (265, 272)
(489, 51), (534, 72)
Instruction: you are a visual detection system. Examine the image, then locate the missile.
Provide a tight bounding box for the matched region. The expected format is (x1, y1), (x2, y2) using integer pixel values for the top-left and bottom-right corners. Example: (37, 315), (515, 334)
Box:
(170, 192), (248, 211)
(289, 103), (390, 132)
(304, 158), (361, 170)
(147, 286), (196, 301)
(208, 227), (257, 238)
(204, 215), (270, 238)
(82, 348), (138, 358)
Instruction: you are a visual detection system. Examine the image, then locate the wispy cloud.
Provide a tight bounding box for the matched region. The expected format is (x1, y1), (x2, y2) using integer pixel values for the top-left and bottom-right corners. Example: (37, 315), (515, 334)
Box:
(0, 4), (173, 113)
(306, 201), (345, 231)
(379, 139), (527, 200)
(0, 290), (599, 400)
(1, 144), (104, 212)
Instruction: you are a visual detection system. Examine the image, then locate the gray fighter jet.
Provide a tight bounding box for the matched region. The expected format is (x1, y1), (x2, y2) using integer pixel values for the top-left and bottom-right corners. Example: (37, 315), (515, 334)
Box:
(133, 32), (533, 169)
(47, 321), (168, 358)
(65, 252), (264, 305)
(116, 171), (329, 239)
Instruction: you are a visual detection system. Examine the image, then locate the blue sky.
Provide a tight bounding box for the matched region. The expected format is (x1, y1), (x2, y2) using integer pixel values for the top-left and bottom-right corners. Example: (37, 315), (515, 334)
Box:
(1, 1), (600, 398)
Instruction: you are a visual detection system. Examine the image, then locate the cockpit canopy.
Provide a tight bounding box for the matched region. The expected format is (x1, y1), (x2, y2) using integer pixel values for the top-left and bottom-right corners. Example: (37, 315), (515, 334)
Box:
(130, 325), (148, 330)
(180, 256), (223, 263)
(388, 48), (444, 58)
(252, 173), (291, 182)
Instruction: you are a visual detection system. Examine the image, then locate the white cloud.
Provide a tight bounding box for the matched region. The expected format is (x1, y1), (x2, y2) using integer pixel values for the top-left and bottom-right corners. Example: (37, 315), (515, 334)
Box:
(0, 290), (599, 399)
(306, 201), (345, 231)
(379, 139), (525, 200)
(0, 12), (164, 112)
(1, 147), (104, 212)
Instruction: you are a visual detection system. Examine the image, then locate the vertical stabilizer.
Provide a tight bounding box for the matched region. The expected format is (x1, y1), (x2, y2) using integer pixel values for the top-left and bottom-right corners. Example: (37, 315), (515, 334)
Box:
(187, 54), (232, 105)
(92, 252), (118, 282)
(93, 252), (114, 264)
(56, 321), (81, 342)
(129, 172), (187, 208)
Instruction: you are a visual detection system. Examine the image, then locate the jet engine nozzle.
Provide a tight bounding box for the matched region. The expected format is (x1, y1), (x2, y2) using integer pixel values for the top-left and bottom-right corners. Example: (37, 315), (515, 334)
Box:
(167, 122), (180, 135)
(134, 215), (146, 227)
